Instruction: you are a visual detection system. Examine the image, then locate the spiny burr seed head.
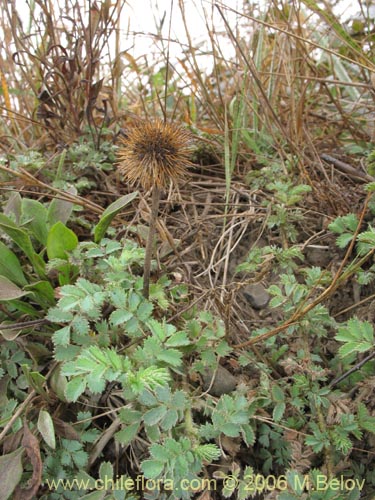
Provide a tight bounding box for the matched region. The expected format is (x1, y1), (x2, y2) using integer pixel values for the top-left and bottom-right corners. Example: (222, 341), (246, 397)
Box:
(117, 119), (193, 190)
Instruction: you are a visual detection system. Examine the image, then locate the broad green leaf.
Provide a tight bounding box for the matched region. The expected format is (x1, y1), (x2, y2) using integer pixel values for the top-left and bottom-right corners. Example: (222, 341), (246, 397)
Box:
(94, 191), (138, 243)
(0, 241), (27, 286)
(125, 316), (140, 335)
(145, 424), (160, 442)
(139, 389), (158, 406)
(154, 384), (172, 403)
(328, 214), (358, 234)
(336, 319), (374, 353)
(38, 410), (56, 449)
(0, 448), (23, 500)
(336, 233), (354, 249)
(0, 275), (28, 300)
(47, 186), (77, 226)
(53, 344), (81, 362)
(21, 198), (48, 245)
(287, 470), (307, 495)
(128, 291), (141, 312)
(4, 192), (22, 222)
(86, 372), (106, 393)
(24, 280), (55, 307)
(4, 299), (38, 317)
(47, 221), (78, 260)
(147, 319), (166, 341)
(0, 213), (46, 277)
(47, 307), (74, 322)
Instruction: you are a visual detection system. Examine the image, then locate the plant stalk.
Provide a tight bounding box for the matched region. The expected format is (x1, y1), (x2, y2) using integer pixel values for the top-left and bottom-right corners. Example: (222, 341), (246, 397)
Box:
(143, 186), (160, 299)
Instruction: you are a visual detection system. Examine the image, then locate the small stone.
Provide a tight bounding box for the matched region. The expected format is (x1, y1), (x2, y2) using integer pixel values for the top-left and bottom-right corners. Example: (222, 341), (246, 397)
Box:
(305, 246), (331, 267)
(201, 365), (237, 396)
(243, 283), (270, 309)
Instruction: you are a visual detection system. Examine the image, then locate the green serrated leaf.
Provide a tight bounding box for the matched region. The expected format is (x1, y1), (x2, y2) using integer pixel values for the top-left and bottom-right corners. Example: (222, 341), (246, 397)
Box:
(241, 424), (255, 446)
(221, 422), (241, 437)
(47, 307), (74, 322)
(110, 309), (133, 326)
(65, 376), (87, 402)
(137, 301), (153, 321)
(329, 214), (358, 234)
(115, 423), (140, 445)
(157, 349), (182, 367)
(99, 461), (113, 482)
(165, 331), (190, 347)
(52, 326), (71, 347)
(273, 402), (286, 422)
(143, 406), (168, 426)
(161, 409), (179, 430)
(271, 384), (285, 403)
(141, 459), (164, 479)
(47, 221), (78, 260)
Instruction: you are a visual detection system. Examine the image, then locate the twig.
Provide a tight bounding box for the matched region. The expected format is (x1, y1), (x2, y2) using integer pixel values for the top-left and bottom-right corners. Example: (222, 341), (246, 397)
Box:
(87, 417), (122, 470)
(0, 163), (103, 214)
(0, 318), (49, 330)
(329, 351), (375, 387)
(320, 153), (373, 182)
(0, 390), (36, 444)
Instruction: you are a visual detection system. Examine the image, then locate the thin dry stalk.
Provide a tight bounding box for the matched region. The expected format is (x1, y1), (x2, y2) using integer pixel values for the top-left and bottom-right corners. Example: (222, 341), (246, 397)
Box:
(143, 186), (161, 298)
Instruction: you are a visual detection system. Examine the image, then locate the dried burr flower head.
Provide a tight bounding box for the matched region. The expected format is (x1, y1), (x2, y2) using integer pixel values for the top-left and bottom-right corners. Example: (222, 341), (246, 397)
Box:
(117, 119), (193, 190)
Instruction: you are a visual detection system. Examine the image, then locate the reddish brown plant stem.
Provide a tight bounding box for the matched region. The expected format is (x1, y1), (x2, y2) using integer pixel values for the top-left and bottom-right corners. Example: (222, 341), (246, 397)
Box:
(143, 186), (161, 299)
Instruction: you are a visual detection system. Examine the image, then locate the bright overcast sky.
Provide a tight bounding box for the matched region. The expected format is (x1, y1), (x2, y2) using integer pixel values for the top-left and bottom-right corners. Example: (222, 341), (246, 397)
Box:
(14, 0), (365, 75)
